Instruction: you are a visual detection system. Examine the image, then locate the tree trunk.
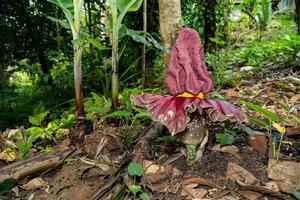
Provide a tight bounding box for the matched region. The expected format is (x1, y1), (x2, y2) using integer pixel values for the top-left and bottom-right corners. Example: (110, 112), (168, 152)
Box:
(296, 0), (300, 35)
(111, 29), (119, 110)
(223, 0), (230, 44)
(158, 0), (182, 66)
(0, 64), (6, 89)
(141, 0), (148, 87)
(204, 0), (217, 52)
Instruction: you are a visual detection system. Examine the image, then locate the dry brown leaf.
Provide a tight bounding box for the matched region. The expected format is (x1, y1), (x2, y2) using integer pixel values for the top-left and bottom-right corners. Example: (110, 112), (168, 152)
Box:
(290, 94), (300, 103)
(264, 181), (280, 192)
(225, 88), (240, 97)
(266, 91), (278, 97)
(181, 184), (207, 199)
(210, 144), (239, 155)
(247, 134), (268, 156)
(20, 178), (47, 190)
(142, 160), (183, 193)
(286, 126), (300, 135)
(182, 177), (218, 189)
(275, 108), (287, 116)
(143, 160), (182, 184)
(226, 162), (257, 184)
(238, 190), (262, 200)
(268, 159), (300, 193)
(0, 150), (16, 162)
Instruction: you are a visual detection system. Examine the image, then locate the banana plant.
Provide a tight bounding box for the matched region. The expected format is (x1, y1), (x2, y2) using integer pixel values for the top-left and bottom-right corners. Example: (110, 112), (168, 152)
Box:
(239, 0), (272, 38)
(47, 0), (85, 139)
(107, 0), (143, 110)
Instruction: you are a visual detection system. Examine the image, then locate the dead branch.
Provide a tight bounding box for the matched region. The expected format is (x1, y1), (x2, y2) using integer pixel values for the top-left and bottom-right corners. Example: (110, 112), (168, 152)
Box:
(0, 147), (76, 183)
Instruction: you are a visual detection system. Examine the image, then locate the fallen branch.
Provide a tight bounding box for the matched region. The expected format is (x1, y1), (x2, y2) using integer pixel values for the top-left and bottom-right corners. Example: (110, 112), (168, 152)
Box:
(90, 122), (164, 200)
(131, 122), (165, 162)
(0, 147), (76, 183)
(238, 185), (294, 200)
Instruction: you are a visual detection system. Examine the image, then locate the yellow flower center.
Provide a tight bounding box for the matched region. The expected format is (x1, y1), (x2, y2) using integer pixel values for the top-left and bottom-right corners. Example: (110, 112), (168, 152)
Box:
(177, 92), (205, 99)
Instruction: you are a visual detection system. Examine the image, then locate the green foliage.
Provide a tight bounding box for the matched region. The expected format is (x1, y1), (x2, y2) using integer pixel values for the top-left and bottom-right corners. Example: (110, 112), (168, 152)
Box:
(0, 179), (17, 193)
(117, 0), (143, 12)
(29, 111), (48, 126)
(292, 191), (300, 200)
(127, 161), (151, 199)
(243, 101), (287, 159)
(16, 112), (74, 159)
(16, 134), (35, 160)
(139, 193), (151, 200)
(208, 21), (300, 88)
(243, 102), (282, 122)
(216, 131), (238, 146)
(127, 162), (143, 176)
(237, 0), (272, 37)
(129, 184), (141, 196)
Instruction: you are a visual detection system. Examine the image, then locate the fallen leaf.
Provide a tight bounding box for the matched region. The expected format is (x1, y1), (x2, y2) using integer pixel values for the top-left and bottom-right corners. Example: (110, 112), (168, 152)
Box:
(286, 126), (300, 135)
(226, 162), (257, 184)
(268, 159), (300, 193)
(264, 181), (280, 192)
(20, 178), (47, 190)
(181, 184), (207, 199)
(142, 160), (182, 193)
(247, 133), (268, 156)
(266, 91), (277, 97)
(181, 177), (218, 189)
(238, 190), (262, 200)
(225, 88), (240, 97)
(0, 150), (16, 162)
(210, 144), (239, 155)
(290, 94), (300, 103)
(275, 108), (286, 116)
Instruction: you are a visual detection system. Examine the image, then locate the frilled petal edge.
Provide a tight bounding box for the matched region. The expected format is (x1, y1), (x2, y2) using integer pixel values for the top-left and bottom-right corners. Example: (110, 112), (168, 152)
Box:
(131, 94), (247, 135)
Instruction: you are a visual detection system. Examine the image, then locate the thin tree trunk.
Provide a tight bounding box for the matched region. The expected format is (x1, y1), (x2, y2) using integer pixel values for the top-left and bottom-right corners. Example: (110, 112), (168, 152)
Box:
(223, 0), (230, 44)
(141, 0), (147, 87)
(158, 0), (181, 66)
(204, 0), (217, 52)
(296, 0), (300, 35)
(0, 64), (5, 89)
(111, 29), (119, 110)
(55, 6), (61, 50)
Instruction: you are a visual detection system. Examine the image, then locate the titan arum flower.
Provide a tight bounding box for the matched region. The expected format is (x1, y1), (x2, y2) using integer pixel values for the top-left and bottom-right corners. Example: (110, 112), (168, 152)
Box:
(131, 28), (247, 165)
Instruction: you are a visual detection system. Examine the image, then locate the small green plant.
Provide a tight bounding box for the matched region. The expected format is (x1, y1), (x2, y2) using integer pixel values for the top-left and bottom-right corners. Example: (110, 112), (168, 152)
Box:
(127, 162), (151, 200)
(243, 101), (286, 160)
(15, 111), (75, 159)
(215, 130), (238, 146)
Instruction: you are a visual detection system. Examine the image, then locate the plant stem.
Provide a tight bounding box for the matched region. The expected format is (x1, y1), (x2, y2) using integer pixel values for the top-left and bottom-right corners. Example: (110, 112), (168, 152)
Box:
(276, 132), (284, 160)
(268, 120), (275, 158)
(111, 27), (119, 110)
(186, 144), (196, 166)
